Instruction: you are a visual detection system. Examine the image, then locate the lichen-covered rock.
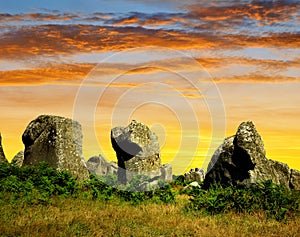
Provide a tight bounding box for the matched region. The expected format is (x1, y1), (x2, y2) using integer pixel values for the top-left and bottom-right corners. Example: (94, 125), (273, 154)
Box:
(184, 168), (205, 182)
(11, 150), (24, 167)
(290, 169), (300, 190)
(86, 155), (118, 176)
(22, 115), (89, 181)
(0, 133), (8, 163)
(111, 120), (161, 183)
(204, 121), (299, 189)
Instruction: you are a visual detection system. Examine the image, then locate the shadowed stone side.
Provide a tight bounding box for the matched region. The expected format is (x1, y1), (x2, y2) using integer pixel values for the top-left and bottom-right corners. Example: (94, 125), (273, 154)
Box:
(0, 133), (8, 163)
(22, 115), (89, 181)
(204, 121), (299, 189)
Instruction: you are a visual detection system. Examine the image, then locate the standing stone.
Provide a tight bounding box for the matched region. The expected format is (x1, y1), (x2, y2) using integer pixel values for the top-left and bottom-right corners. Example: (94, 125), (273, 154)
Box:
(204, 121), (298, 189)
(0, 133), (8, 163)
(22, 115), (89, 181)
(111, 120), (161, 183)
(11, 150), (24, 167)
(86, 155), (118, 176)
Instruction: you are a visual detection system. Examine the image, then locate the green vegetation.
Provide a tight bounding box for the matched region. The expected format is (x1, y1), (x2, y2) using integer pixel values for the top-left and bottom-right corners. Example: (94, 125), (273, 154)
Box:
(0, 162), (299, 236)
(184, 181), (299, 222)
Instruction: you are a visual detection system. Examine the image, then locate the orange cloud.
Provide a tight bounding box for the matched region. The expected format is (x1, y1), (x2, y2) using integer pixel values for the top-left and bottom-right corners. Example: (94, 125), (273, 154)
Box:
(1, 24), (299, 61)
(0, 63), (95, 85)
(186, 0), (300, 25)
(1, 54), (299, 86)
(216, 74), (299, 83)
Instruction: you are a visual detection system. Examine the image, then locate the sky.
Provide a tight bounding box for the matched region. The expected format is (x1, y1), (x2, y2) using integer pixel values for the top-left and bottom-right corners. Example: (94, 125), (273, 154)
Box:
(0, 0), (299, 174)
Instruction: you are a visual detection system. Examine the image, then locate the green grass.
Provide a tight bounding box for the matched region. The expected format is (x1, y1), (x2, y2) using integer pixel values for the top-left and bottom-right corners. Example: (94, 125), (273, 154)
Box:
(0, 162), (299, 236)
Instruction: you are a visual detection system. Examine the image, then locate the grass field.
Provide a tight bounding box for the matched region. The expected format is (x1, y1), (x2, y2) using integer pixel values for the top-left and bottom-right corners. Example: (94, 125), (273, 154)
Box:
(1, 195), (299, 237)
(0, 162), (299, 237)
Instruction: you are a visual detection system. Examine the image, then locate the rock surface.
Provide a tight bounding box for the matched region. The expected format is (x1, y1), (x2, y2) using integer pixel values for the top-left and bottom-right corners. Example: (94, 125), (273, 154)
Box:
(290, 169), (300, 190)
(111, 120), (168, 184)
(86, 155), (118, 176)
(204, 121), (300, 189)
(161, 164), (173, 183)
(22, 115), (89, 181)
(184, 168), (205, 182)
(0, 133), (8, 163)
(11, 150), (24, 167)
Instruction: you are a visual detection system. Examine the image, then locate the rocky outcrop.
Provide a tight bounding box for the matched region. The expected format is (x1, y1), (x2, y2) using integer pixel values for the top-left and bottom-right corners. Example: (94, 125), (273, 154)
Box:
(22, 115), (89, 181)
(111, 120), (171, 184)
(204, 121), (300, 189)
(0, 133), (8, 163)
(184, 168), (205, 183)
(86, 155), (118, 176)
(11, 150), (24, 167)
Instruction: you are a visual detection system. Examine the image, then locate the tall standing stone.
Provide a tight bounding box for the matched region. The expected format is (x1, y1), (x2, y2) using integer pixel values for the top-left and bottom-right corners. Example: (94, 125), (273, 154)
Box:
(22, 115), (89, 181)
(111, 120), (161, 183)
(0, 133), (8, 163)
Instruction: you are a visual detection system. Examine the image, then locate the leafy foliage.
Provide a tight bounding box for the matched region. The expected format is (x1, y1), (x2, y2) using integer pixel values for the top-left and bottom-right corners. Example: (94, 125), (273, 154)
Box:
(185, 180), (300, 221)
(0, 162), (299, 222)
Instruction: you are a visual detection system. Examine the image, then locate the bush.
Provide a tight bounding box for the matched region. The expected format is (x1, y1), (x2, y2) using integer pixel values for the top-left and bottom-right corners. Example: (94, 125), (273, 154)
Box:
(186, 180), (300, 221)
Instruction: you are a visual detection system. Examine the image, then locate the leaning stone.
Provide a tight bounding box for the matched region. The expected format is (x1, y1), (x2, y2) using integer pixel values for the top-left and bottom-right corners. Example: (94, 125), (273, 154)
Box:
(11, 150), (24, 167)
(111, 120), (161, 183)
(22, 115), (89, 181)
(0, 133), (8, 163)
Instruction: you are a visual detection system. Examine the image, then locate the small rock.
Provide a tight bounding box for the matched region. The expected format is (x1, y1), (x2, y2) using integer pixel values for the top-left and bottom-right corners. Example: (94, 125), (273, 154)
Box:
(184, 168), (205, 182)
(86, 155), (118, 176)
(161, 164), (173, 183)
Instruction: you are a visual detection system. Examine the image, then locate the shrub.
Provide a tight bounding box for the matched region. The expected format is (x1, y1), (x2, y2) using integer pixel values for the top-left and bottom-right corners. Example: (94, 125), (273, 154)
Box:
(186, 180), (300, 221)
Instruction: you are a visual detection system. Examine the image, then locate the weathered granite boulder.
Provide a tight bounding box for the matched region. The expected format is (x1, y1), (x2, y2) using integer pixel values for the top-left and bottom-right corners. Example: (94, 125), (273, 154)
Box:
(11, 150), (24, 167)
(86, 155), (118, 176)
(184, 168), (205, 182)
(204, 121), (300, 189)
(0, 133), (8, 163)
(111, 120), (162, 183)
(22, 115), (89, 181)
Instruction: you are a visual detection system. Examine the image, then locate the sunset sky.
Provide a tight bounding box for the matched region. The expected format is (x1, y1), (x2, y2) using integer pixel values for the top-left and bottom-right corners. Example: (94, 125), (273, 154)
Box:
(0, 0), (299, 174)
